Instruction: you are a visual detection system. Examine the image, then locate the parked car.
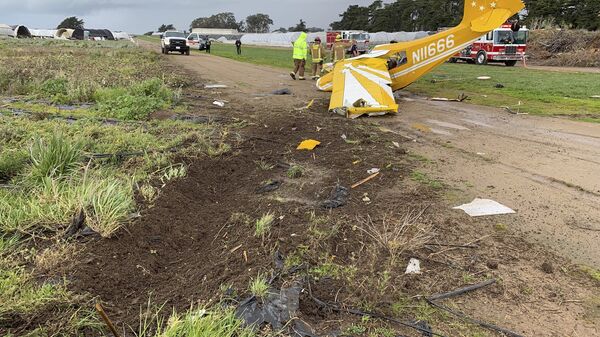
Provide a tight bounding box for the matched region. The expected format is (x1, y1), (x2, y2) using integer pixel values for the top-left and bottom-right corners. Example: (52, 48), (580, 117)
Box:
(161, 31), (190, 55)
(186, 33), (206, 50)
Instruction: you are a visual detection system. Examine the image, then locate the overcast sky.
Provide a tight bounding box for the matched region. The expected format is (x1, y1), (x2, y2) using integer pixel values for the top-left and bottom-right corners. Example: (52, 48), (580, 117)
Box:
(0, 0), (375, 33)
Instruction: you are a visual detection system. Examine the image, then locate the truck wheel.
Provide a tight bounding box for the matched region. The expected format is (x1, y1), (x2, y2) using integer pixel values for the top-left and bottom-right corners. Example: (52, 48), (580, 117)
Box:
(185, 49), (190, 56)
(161, 47), (165, 54)
(476, 51), (487, 65)
(505, 60), (517, 67)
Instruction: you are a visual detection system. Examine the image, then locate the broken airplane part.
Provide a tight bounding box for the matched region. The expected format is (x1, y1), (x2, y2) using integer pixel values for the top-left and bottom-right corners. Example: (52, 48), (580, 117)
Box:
(317, 0), (525, 118)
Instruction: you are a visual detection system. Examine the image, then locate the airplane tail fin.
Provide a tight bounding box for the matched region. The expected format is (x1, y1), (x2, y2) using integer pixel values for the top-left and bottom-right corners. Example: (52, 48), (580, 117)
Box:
(462, 0), (525, 32)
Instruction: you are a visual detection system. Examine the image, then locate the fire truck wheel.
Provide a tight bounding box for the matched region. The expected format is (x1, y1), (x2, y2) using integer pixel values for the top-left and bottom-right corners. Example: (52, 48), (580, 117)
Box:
(476, 51), (488, 65)
(505, 60), (517, 67)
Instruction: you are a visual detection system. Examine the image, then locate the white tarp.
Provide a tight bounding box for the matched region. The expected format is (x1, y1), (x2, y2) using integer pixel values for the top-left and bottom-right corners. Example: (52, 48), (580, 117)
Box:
(368, 31), (430, 45)
(30, 29), (57, 38)
(0, 24), (12, 38)
(453, 198), (515, 217)
(112, 31), (132, 40)
(239, 31), (429, 48)
(241, 32), (326, 47)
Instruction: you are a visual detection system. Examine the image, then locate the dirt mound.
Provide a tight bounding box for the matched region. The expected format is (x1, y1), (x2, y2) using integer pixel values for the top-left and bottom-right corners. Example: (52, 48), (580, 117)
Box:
(528, 29), (600, 67)
(64, 111), (428, 330)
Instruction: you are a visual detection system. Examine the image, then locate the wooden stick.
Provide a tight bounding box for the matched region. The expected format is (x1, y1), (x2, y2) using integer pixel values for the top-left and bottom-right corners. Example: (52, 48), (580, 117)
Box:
(95, 303), (121, 337)
(351, 172), (380, 189)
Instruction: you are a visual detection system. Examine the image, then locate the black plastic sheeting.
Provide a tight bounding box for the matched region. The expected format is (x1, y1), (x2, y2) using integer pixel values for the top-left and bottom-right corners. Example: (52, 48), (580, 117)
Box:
(321, 184), (349, 209)
(235, 280), (316, 337)
(235, 251), (316, 337)
(72, 29), (115, 40)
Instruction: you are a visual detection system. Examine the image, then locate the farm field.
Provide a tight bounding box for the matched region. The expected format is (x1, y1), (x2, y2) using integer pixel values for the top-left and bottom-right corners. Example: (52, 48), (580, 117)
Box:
(1, 37), (600, 337)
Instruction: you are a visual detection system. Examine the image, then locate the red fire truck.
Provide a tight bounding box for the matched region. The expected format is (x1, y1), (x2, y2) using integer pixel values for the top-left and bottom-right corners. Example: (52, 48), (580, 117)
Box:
(449, 23), (528, 66)
(326, 31), (371, 54)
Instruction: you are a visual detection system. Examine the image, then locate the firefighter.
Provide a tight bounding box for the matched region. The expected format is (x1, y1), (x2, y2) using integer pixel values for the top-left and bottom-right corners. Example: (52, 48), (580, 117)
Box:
(290, 32), (308, 80)
(331, 34), (350, 63)
(310, 37), (325, 80)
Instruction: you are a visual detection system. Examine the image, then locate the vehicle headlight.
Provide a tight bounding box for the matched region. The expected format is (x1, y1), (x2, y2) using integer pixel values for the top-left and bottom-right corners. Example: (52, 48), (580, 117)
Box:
(164, 39), (170, 45)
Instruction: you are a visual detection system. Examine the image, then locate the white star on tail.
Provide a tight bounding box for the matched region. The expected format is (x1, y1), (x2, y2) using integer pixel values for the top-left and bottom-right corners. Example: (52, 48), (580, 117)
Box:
(471, 1), (477, 7)
(490, 2), (497, 8)
(479, 5), (485, 11)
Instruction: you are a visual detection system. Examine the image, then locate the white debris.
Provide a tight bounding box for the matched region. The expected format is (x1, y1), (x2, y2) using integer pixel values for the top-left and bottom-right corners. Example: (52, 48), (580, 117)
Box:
(367, 168), (380, 174)
(405, 258), (421, 274)
(205, 84), (228, 89)
(212, 100), (225, 107)
(477, 76), (491, 80)
(453, 198), (515, 217)
(392, 141), (400, 148)
(591, 95), (600, 99)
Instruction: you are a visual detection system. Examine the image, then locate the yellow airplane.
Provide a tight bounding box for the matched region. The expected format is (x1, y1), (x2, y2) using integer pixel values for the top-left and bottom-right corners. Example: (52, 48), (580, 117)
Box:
(316, 0), (525, 118)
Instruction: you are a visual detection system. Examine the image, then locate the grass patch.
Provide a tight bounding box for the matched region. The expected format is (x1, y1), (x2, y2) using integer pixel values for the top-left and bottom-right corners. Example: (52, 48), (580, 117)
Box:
(408, 63), (600, 117)
(137, 305), (255, 337)
(0, 266), (70, 317)
(248, 274), (270, 299)
(411, 170), (443, 189)
(254, 212), (274, 238)
(287, 164), (304, 179)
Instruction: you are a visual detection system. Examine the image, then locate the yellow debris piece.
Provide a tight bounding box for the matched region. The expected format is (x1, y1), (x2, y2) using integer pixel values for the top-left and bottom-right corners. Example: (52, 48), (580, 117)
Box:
(297, 139), (321, 150)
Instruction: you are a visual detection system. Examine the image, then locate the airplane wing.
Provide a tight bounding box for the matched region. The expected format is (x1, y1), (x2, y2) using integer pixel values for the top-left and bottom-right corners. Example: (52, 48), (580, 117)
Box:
(317, 0), (525, 118)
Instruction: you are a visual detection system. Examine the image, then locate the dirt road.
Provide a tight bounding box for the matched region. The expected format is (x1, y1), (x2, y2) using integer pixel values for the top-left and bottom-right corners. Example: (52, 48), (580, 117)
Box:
(163, 48), (600, 269)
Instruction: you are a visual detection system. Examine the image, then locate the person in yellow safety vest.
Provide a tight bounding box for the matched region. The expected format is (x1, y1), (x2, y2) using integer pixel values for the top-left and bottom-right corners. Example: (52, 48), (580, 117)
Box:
(331, 34), (350, 63)
(310, 37), (325, 80)
(290, 32), (308, 80)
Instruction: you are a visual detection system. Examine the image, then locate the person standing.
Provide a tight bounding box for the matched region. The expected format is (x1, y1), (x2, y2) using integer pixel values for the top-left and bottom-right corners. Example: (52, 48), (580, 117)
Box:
(235, 39), (242, 55)
(205, 38), (211, 53)
(331, 34), (350, 64)
(310, 37), (325, 80)
(290, 32), (308, 80)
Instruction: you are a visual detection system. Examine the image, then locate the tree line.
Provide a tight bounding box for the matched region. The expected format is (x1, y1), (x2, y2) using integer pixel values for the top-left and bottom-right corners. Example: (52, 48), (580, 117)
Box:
(331, 0), (600, 32)
(188, 13), (322, 33)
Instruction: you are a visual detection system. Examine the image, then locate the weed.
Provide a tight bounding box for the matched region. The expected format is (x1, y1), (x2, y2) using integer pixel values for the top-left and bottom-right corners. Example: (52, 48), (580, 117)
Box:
(158, 307), (255, 337)
(0, 149), (28, 181)
(410, 170), (443, 189)
(139, 184), (159, 203)
(344, 324), (367, 335)
(495, 223), (508, 231)
(581, 266), (600, 282)
(287, 164), (304, 179)
(355, 211), (432, 265)
(160, 164), (187, 186)
(255, 212), (274, 238)
(95, 79), (174, 120)
(310, 255), (357, 280)
(28, 133), (82, 182)
(248, 274), (270, 298)
(254, 158), (274, 171)
(0, 266), (70, 317)
(369, 327), (396, 337)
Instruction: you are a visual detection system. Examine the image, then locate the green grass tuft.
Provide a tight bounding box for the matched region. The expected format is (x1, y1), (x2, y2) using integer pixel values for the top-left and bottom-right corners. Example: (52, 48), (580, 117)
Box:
(28, 133), (82, 182)
(248, 274), (270, 299)
(254, 212), (274, 238)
